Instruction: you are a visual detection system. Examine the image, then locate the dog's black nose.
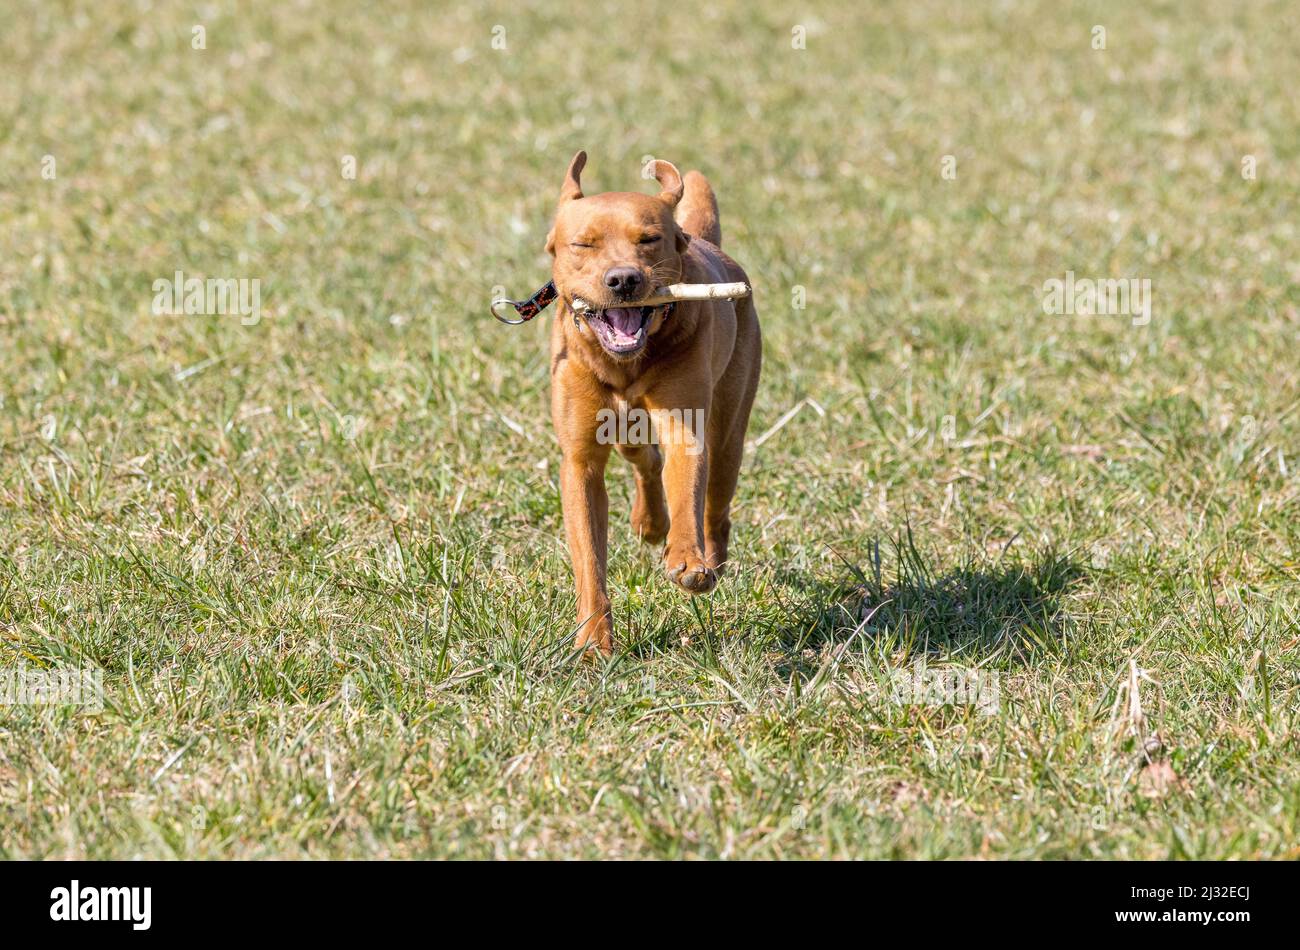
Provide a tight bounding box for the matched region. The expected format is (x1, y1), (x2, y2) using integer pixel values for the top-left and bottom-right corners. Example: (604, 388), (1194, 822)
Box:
(603, 267), (643, 297)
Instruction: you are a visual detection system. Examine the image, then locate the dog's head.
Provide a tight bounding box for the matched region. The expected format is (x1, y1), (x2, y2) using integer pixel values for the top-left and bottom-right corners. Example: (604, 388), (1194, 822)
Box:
(545, 151), (689, 359)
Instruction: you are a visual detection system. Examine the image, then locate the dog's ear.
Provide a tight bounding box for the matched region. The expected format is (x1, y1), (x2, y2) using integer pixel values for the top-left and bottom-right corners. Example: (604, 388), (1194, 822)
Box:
(546, 151), (587, 255)
(558, 150), (586, 204)
(648, 159), (684, 207)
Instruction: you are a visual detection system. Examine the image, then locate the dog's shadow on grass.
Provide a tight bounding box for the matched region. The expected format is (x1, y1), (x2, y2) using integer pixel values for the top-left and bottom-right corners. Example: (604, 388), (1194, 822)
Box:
(763, 539), (1084, 678)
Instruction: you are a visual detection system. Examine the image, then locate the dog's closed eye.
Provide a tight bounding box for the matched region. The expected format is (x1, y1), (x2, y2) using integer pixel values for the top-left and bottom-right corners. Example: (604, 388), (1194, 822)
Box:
(638, 234), (661, 244)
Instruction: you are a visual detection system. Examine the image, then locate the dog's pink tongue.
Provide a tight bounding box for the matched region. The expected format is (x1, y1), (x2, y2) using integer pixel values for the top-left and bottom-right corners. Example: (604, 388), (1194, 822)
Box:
(605, 308), (641, 336)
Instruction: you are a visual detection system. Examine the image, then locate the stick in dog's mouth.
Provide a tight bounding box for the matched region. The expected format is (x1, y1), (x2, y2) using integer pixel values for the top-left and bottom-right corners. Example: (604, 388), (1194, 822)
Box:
(570, 283), (751, 355)
(570, 282), (750, 315)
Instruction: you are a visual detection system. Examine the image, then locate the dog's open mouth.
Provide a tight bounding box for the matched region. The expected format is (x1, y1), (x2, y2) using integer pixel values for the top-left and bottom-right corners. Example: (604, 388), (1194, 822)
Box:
(583, 306), (653, 355)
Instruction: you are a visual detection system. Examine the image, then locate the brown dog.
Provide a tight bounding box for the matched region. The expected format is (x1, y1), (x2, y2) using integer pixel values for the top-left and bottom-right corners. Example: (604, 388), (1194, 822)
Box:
(545, 151), (761, 655)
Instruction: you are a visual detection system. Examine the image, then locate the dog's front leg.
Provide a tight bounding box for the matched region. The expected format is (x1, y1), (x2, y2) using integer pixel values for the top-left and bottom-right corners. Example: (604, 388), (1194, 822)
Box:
(647, 390), (718, 595)
(553, 363), (614, 655)
(559, 443), (613, 654)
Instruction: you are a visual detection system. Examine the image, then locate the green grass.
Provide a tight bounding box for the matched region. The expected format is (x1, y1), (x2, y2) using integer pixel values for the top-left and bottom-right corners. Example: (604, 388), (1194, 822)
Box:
(2, 0), (1299, 858)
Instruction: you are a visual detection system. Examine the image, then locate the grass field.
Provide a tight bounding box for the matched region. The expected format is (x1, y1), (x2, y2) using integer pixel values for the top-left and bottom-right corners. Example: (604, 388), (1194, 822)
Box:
(2, 0), (1299, 859)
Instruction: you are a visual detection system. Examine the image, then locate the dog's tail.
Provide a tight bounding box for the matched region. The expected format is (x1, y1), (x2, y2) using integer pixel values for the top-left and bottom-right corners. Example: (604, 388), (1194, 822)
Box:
(676, 170), (721, 247)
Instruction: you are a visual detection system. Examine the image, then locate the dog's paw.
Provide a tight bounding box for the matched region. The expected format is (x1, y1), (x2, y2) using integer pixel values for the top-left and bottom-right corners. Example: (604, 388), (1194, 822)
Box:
(573, 611), (614, 658)
(631, 494), (669, 546)
(574, 628), (613, 658)
(664, 551), (718, 595)
(632, 512), (669, 546)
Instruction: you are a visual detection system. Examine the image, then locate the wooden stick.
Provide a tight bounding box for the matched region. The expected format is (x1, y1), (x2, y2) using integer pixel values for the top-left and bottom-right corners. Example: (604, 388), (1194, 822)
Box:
(572, 282), (750, 313)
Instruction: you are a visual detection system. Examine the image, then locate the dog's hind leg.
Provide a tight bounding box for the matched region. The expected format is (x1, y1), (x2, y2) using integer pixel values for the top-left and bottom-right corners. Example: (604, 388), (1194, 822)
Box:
(703, 429), (742, 572)
(704, 296), (761, 572)
(616, 442), (669, 545)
